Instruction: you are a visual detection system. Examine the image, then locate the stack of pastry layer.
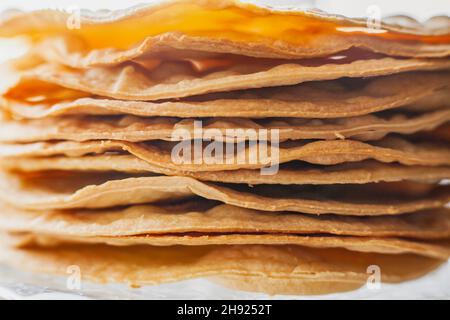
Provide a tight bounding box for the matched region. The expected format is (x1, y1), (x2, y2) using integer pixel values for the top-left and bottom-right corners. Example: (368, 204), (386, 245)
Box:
(0, 0), (449, 295)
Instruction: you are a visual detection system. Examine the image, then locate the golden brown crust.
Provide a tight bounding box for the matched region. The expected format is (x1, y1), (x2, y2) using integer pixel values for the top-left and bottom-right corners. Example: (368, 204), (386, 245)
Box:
(9, 232), (450, 259)
(2, 157), (449, 185)
(1, 0), (449, 66)
(3, 72), (449, 119)
(1, 201), (450, 239)
(0, 237), (443, 295)
(1, 137), (449, 169)
(1, 110), (450, 143)
(4, 58), (450, 101)
(0, 170), (448, 215)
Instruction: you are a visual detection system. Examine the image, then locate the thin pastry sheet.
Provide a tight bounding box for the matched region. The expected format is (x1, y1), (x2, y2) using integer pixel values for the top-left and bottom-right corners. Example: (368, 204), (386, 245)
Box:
(0, 171), (448, 215)
(2, 157), (449, 185)
(1, 137), (449, 170)
(3, 71), (448, 119)
(1, 109), (449, 143)
(3, 57), (450, 101)
(0, 238), (444, 295)
(6, 231), (450, 259)
(1, 200), (450, 240)
(1, 0), (450, 68)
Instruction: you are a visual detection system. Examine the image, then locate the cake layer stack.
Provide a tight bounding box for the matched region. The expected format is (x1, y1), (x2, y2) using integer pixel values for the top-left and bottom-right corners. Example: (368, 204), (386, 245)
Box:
(0, 0), (449, 295)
